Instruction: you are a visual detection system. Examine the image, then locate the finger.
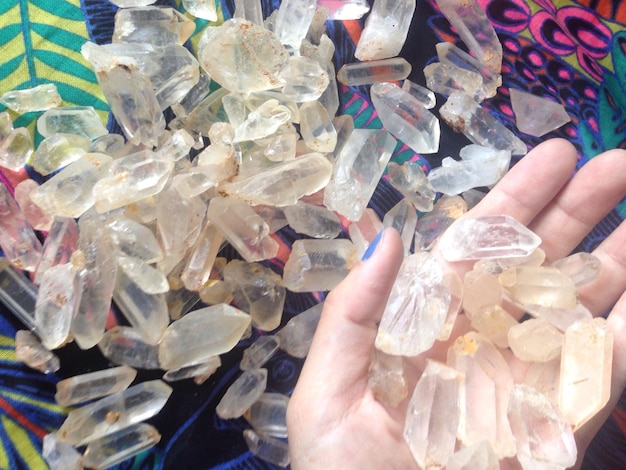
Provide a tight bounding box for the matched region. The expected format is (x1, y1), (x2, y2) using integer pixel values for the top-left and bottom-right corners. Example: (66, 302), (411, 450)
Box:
(528, 149), (626, 261)
(467, 138), (578, 224)
(579, 219), (626, 316)
(298, 228), (404, 402)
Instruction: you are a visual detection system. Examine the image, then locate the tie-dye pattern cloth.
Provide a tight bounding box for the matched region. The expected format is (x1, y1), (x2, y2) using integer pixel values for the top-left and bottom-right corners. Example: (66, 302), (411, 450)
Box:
(0, 0), (624, 468)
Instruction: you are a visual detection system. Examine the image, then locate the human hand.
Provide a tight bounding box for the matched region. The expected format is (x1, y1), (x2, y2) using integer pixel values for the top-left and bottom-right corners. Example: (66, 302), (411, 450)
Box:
(286, 138), (626, 469)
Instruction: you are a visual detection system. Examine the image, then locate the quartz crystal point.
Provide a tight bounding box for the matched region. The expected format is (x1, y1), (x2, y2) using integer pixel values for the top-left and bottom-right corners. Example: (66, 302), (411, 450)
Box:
(402, 79), (436, 109)
(224, 260), (286, 331)
(383, 199), (417, 255)
(243, 429), (290, 467)
(324, 129), (396, 221)
(216, 368), (268, 419)
(117, 256), (169, 295)
(182, 0), (217, 20)
(470, 304), (518, 349)
(435, 0), (503, 73)
(82, 42), (165, 146)
(413, 213), (455, 251)
(525, 301), (593, 333)
(30, 153), (112, 218)
(98, 326), (161, 370)
(386, 161), (436, 212)
(508, 318), (562, 362)
(82, 423), (161, 470)
(510, 88), (571, 137)
(15, 330), (60, 374)
(508, 384), (577, 470)
(93, 150), (173, 213)
(552, 252), (600, 286)
(159, 304), (251, 370)
(221, 152), (332, 207)
(438, 270), (464, 341)
(167, 287), (201, 321)
(0, 259), (39, 333)
(403, 360), (462, 469)
(0, 126), (33, 171)
(368, 348), (408, 408)
(448, 332), (516, 458)
(113, 270), (169, 345)
(42, 433), (82, 470)
(446, 440), (499, 470)
(276, 302), (323, 358)
(375, 251), (451, 356)
(35, 263), (81, 350)
(0, 183), (43, 271)
(337, 58), (412, 86)
(424, 62), (486, 102)
(34, 216), (79, 285)
(499, 266), (578, 310)
(332, 114), (354, 162)
(37, 106), (108, 139)
(348, 208), (384, 258)
(241, 335), (281, 370)
(199, 280), (234, 306)
(234, 0), (264, 25)
(318, 0), (370, 19)
(280, 56), (330, 102)
(355, 0), (416, 61)
(438, 215), (542, 261)
(462, 267), (503, 320)
(55, 366), (137, 407)
(113, 6), (195, 46)
(181, 221), (223, 292)
(559, 318), (613, 430)
(199, 19), (289, 93)
(299, 101), (337, 152)
(284, 201), (342, 239)
(273, 0), (317, 50)
(207, 197), (279, 263)
(371, 82), (440, 154)
(283, 239), (357, 292)
(0, 83), (62, 113)
(14, 180), (53, 231)
(440, 92), (527, 155)
(29, 133), (91, 176)
(244, 392), (289, 438)
(57, 380), (172, 446)
(524, 359), (560, 405)
(163, 356), (221, 383)
(106, 214), (163, 264)
(234, 99), (291, 143)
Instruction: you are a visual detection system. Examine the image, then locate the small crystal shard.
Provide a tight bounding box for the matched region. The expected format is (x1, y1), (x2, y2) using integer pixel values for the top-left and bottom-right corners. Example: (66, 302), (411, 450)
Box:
(508, 318), (562, 362)
(42, 433), (82, 470)
(15, 330), (60, 374)
(57, 380), (172, 446)
(368, 348), (408, 407)
(438, 215), (542, 261)
(284, 201), (342, 239)
(244, 392), (289, 438)
(499, 266), (578, 310)
(403, 360), (462, 469)
(82, 423), (161, 470)
(386, 161), (436, 212)
(159, 304), (251, 370)
(383, 199), (417, 255)
(337, 58), (412, 86)
(243, 429), (290, 467)
(37, 106), (108, 139)
(276, 302), (322, 358)
(98, 326), (161, 370)
(559, 318), (613, 430)
(55, 366), (137, 407)
(0, 83), (62, 113)
(216, 368), (268, 419)
(510, 88), (571, 137)
(283, 239), (357, 292)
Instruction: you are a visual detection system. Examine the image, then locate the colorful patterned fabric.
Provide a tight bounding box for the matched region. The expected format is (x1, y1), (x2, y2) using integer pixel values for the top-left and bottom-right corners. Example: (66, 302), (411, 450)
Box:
(0, 0), (624, 469)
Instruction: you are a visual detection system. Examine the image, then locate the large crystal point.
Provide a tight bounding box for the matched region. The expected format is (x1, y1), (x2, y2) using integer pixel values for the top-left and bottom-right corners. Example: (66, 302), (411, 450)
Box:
(438, 215), (542, 261)
(559, 318), (613, 430)
(113, 6), (195, 46)
(15, 330), (60, 374)
(37, 106), (108, 140)
(98, 326), (161, 370)
(216, 368), (268, 419)
(435, 0), (503, 73)
(284, 201), (342, 239)
(82, 42), (165, 146)
(30, 133), (91, 176)
(508, 384), (577, 470)
(82, 423), (161, 470)
(324, 129), (396, 221)
(159, 304), (251, 370)
(0, 183), (43, 271)
(34, 216), (79, 285)
(199, 19), (289, 93)
(57, 380), (172, 446)
(207, 197), (279, 262)
(0, 83), (61, 113)
(510, 88), (571, 137)
(276, 302), (323, 358)
(337, 58), (412, 86)
(274, 0), (317, 50)
(440, 92), (527, 155)
(375, 252), (451, 356)
(55, 366), (137, 407)
(403, 360), (462, 469)
(386, 161), (436, 212)
(371, 82), (440, 154)
(283, 239), (357, 292)
(355, 0), (416, 61)
(0, 259), (39, 333)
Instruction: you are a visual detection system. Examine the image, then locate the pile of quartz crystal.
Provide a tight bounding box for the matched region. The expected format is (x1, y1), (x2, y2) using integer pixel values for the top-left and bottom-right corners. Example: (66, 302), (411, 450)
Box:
(0, 0), (583, 467)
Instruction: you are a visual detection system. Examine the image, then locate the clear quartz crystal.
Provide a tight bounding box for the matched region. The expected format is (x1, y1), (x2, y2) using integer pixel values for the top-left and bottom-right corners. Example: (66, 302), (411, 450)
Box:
(241, 335), (281, 370)
(386, 161), (436, 212)
(299, 101), (337, 153)
(403, 360), (462, 469)
(117, 256), (169, 295)
(510, 88), (571, 137)
(276, 302), (323, 358)
(0, 259), (39, 333)
(37, 106), (108, 139)
(283, 239), (357, 292)
(317, 0), (370, 19)
(446, 440), (499, 470)
(216, 368), (268, 419)
(56, 380), (172, 446)
(0, 127), (34, 171)
(376, 252), (451, 356)
(244, 392), (289, 438)
(337, 58), (412, 86)
(15, 330), (60, 374)
(34, 216), (80, 285)
(552, 252), (601, 286)
(402, 79), (436, 109)
(440, 92), (527, 155)
(181, 221), (223, 292)
(524, 358), (560, 405)
(324, 129), (396, 221)
(163, 356), (221, 383)
(371, 82), (440, 154)
(274, 0), (317, 50)
(234, 0), (264, 24)
(243, 429), (290, 467)
(508, 318), (562, 362)
(284, 201), (342, 239)
(499, 266), (579, 310)
(42, 433), (82, 470)
(348, 208), (384, 258)
(14, 180), (53, 231)
(98, 326), (161, 370)
(82, 423), (161, 470)
(383, 199), (417, 255)
(355, 0), (416, 61)
(182, 0), (217, 20)
(29, 133), (91, 176)
(159, 304), (251, 370)
(368, 348), (408, 407)
(462, 267), (503, 320)
(281, 56), (330, 103)
(424, 62), (485, 102)
(470, 304), (518, 349)
(0, 83), (62, 113)
(113, 6), (195, 46)
(55, 366), (137, 407)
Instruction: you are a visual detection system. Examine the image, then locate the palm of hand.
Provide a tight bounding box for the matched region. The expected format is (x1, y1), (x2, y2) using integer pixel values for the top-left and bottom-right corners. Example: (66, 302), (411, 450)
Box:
(287, 139), (626, 470)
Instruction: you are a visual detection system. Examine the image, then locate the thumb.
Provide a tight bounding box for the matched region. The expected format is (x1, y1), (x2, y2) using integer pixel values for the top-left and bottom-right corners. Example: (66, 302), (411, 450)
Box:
(298, 227), (404, 402)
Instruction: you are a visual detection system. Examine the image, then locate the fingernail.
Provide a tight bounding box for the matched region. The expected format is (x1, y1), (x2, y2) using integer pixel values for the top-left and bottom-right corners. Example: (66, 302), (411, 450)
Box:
(361, 229), (385, 261)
